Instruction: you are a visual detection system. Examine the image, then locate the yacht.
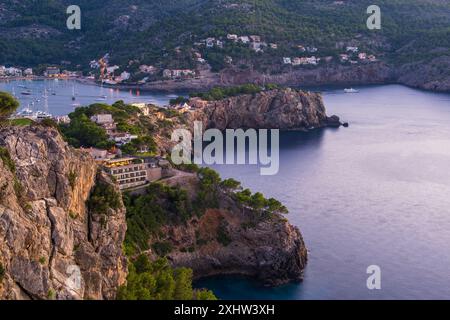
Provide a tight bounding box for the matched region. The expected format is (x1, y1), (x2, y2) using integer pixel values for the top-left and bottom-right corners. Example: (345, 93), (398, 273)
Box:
(16, 107), (34, 118)
(35, 110), (53, 120)
(344, 88), (359, 93)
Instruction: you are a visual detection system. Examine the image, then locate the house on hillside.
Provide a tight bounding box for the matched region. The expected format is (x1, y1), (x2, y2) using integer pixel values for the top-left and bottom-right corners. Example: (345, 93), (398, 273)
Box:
(283, 57), (292, 64)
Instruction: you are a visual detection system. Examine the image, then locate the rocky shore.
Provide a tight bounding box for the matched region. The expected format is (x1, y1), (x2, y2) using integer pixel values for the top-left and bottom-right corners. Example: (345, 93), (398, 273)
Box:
(104, 59), (450, 93)
(186, 87), (344, 131)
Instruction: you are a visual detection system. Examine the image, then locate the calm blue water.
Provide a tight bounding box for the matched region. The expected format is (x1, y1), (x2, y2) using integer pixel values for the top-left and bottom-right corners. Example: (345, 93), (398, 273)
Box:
(197, 85), (450, 300)
(2, 80), (450, 299)
(0, 79), (175, 115)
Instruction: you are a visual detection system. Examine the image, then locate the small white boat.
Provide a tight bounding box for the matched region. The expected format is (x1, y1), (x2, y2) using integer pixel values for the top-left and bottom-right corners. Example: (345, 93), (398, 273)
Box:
(21, 90), (32, 95)
(344, 88), (359, 93)
(17, 107), (34, 117)
(35, 110), (53, 120)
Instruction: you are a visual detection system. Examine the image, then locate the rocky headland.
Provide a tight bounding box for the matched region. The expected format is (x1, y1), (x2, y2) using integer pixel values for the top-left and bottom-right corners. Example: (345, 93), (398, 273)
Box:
(0, 86), (344, 299)
(186, 87), (343, 131)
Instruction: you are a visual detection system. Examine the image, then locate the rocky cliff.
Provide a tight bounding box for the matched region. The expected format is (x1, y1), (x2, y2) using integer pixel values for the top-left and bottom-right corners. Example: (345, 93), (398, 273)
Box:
(146, 173), (308, 286)
(187, 88), (342, 131)
(0, 125), (127, 300)
(123, 60), (449, 93)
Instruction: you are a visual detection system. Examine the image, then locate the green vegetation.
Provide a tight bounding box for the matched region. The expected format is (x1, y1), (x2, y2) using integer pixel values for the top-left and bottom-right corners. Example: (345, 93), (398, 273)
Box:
(121, 136), (157, 156)
(60, 101), (139, 149)
(195, 167), (222, 209)
(119, 167), (287, 300)
(60, 112), (113, 149)
(0, 146), (32, 210)
(152, 242), (174, 257)
(0, 263), (5, 282)
(123, 183), (193, 256)
(0, 92), (19, 124)
(236, 189), (288, 219)
(9, 118), (34, 127)
(0, 147), (16, 173)
(117, 255), (216, 300)
(169, 96), (189, 105)
(87, 178), (121, 216)
(190, 84), (262, 101)
(39, 257), (46, 265)
(39, 118), (59, 129)
(1, 1), (448, 72)
(47, 289), (56, 300)
(59, 101), (160, 158)
(216, 218), (232, 246)
(69, 211), (78, 220)
(68, 170), (77, 191)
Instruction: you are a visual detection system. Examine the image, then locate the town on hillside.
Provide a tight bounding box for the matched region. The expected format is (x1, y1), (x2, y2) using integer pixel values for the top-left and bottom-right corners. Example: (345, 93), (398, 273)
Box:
(0, 33), (378, 85)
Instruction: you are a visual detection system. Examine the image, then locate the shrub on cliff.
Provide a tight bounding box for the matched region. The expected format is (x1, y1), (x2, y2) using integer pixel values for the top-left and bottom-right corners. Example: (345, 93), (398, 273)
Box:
(190, 84), (262, 101)
(87, 179), (121, 215)
(0, 263), (5, 282)
(0, 147), (16, 173)
(117, 255), (216, 300)
(0, 91), (19, 124)
(195, 167), (221, 210)
(123, 183), (193, 255)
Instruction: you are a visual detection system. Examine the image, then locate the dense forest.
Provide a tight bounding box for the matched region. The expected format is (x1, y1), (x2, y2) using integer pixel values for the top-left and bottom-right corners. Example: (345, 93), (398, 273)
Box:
(0, 0), (449, 71)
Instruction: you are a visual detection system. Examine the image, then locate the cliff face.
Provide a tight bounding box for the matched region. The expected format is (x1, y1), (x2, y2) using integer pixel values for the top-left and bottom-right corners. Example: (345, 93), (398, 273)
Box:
(0, 125), (127, 300)
(187, 88), (341, 131)
(126, 60), (449, 93)
(153, 174), (308, 286)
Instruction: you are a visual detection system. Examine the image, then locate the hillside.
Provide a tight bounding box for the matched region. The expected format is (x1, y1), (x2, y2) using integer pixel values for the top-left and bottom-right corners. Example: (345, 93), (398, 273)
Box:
(1, 0), (449, 74)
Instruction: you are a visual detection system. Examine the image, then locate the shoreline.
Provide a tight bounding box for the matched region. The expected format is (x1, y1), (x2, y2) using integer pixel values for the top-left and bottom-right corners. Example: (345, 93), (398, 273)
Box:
(2, 71), (449, 96)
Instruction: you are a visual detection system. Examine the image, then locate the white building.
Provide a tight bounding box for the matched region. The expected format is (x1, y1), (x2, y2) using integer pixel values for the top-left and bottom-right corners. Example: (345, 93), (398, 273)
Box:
(249, 35), (261, 42)
(112, 133), (138, 146)
(106, 65), (120, 74)
(91, 114), (114, 125)
(120, 71), (131, 81)
(346, 46), (359, 53)
(6, 67), (22, 77)
(206, 38), (215, 48)
(239, 36), (250, 44)
(227, 34), (238, 41)
(340, 54), (350, 62)
(139, 65), (157, 74)
(283, 57), (292, 64)
(24, 68), (33, 76)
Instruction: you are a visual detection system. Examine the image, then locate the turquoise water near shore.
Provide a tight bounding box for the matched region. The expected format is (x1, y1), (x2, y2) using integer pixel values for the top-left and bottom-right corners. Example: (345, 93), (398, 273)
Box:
(2, 80), (450, 299)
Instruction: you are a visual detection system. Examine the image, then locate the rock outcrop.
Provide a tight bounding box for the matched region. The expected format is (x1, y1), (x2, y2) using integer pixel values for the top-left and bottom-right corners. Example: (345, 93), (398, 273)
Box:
(118, 60), (449, 94)
(152, 174), (308, 286)
(187, 88), (342, 131)
(0, 125), (127, 300)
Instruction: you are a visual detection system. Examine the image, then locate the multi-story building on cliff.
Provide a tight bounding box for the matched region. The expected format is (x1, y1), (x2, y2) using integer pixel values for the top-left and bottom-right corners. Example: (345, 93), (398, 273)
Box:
(103, 157), (162, 190)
